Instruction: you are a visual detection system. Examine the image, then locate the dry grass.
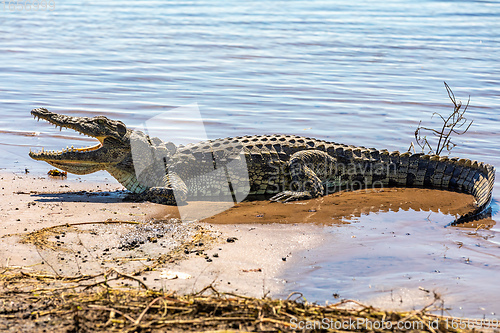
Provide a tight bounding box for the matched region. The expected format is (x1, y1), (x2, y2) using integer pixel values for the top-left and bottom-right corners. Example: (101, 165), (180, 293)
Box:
(0, 284), (476, 332)
(1, 261), (482, 333)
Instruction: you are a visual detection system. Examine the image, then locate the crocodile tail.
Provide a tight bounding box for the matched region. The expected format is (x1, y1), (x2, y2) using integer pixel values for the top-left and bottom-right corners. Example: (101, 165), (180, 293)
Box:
(445, 157), (495, 224)
(385, 151), (495, 224)
(328, 146), (495, 224)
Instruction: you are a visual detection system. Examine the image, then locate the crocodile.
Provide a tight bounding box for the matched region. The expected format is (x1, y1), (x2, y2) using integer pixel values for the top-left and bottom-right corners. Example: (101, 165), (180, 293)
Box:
(29, 108), (495, 223)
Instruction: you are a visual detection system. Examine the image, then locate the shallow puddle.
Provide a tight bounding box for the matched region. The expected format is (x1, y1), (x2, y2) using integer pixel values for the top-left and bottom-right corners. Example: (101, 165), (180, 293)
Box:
(279, 208), (500, 319)
(200, 187), (500, 318)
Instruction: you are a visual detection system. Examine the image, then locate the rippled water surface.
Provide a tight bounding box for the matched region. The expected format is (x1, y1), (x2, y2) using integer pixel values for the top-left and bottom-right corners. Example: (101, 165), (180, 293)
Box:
(1, 0), (500, 318)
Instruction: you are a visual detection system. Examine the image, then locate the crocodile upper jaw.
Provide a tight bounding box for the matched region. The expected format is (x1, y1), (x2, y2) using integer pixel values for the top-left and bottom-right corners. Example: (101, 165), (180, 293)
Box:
(29, 108), (130, 174)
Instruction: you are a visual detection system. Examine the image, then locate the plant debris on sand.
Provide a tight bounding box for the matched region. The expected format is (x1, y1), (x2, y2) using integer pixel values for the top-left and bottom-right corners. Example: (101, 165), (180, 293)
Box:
(0, 285), (477, 333)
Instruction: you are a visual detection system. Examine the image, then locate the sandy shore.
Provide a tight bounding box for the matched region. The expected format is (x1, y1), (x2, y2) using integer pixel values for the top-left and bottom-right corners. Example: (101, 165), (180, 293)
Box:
(0, 171), (476, 298)
(0, 172), (328, 297)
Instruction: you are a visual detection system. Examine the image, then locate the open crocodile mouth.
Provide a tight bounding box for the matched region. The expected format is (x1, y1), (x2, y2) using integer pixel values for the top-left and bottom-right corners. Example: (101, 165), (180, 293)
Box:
(29, 112), (104, 160)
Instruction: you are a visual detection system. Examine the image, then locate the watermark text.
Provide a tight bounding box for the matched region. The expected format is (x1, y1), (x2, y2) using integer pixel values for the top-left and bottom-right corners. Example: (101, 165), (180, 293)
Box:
(290, 317), (500, 331)
(2, 1), (55, 11)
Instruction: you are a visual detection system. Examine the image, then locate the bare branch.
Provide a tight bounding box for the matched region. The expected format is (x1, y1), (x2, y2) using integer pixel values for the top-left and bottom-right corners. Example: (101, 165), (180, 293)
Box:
(411, 82), (473, 155)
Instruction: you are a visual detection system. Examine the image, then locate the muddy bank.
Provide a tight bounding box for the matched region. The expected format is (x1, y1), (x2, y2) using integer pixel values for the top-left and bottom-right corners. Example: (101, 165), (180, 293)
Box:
(204, 187), (475, 225)
(0, 172), (481, 298)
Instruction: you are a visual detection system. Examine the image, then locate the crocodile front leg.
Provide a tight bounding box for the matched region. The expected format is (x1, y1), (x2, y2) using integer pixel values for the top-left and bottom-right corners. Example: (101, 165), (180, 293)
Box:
(270, 150), (336, 203)
(132, 172), (188, 205)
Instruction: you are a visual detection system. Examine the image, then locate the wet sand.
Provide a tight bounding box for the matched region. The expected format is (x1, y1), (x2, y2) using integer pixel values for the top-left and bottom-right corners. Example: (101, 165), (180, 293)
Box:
(205, 187), (476, 225)
(0, 171), (477, 298)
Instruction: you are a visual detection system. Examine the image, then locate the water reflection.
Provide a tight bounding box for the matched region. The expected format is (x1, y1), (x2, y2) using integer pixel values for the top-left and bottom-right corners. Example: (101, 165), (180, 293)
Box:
(280, 208), (500, 318)
(208, 187), (496, 229)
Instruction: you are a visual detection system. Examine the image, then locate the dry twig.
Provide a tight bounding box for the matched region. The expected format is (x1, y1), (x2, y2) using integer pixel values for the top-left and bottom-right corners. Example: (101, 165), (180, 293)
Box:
(412, 82), (473, 155)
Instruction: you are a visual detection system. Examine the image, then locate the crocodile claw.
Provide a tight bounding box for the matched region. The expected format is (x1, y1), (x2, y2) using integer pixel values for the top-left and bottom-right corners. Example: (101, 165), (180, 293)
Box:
(270, 191), (312, 203)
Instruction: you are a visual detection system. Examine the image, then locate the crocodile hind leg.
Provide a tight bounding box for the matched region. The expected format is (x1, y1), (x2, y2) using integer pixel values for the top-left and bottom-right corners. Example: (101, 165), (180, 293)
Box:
(127, 172), (188, 205)
(270, 150), (336, 203)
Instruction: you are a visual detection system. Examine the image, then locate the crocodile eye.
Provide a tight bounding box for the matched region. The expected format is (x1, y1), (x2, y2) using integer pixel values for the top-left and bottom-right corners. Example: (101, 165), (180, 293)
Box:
(116, 123), (126, 135)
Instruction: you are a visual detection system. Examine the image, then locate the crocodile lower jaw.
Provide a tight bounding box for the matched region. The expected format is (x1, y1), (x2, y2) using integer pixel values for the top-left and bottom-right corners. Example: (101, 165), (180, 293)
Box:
(29, 142), (103, 160)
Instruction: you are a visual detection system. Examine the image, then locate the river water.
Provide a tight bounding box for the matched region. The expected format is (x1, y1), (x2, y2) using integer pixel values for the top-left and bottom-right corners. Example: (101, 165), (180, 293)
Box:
(1, 0), (499, 319)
